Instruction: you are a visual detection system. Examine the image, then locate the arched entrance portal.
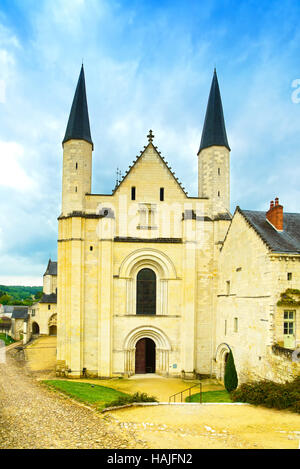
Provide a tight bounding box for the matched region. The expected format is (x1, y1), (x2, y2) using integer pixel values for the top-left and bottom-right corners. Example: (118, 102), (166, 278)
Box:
(32, 322), (40, 336)
(215, 343), (231, 381)
(135, 338), (156, 374)
(124, 326), (171, 376)
(49, 325), (57, 336)
(48, 314), (57, 336)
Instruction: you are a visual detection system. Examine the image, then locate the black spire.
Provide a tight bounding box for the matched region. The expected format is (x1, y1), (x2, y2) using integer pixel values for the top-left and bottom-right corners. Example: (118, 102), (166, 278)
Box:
(199, 69), (230, 153)
(62, 65), (93, 148)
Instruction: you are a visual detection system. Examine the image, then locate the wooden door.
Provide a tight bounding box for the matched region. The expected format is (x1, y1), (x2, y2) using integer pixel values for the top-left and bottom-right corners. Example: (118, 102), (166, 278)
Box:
(135, 338), (146, 373)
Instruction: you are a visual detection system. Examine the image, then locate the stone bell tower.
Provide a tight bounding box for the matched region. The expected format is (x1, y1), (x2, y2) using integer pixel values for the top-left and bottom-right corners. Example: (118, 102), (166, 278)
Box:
(57, 65), (94, 377)
(61, 65), (93, 216)
(198, 69), (230, 216)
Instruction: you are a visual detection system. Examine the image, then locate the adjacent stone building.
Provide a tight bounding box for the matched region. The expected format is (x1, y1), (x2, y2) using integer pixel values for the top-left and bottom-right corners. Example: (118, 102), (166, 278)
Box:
(28, 259), (57, 338)
(55, 66), (299, 382)
(215, 203), (300, 382)
(2, 306), (29, 341)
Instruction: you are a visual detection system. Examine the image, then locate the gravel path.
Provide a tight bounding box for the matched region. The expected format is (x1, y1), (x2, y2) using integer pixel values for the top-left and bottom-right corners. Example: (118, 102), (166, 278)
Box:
(0, 348), (146, 449)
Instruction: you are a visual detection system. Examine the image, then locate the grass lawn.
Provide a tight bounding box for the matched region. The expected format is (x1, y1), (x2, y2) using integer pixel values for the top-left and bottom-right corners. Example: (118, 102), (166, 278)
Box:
(43, 380), (130, 411)
(186, 390), (232, 403)
(0, 333), (15, 346)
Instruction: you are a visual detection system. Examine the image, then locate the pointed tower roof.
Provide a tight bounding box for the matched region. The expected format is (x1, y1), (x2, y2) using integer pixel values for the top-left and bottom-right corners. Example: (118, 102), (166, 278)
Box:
(62, 65), (93, 148)
(198, 69), (230, 153)
(44, 259), (57, 276)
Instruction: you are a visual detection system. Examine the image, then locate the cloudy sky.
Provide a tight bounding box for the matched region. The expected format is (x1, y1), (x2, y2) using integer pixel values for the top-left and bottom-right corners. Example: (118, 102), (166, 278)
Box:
(0, 0), (300, 285)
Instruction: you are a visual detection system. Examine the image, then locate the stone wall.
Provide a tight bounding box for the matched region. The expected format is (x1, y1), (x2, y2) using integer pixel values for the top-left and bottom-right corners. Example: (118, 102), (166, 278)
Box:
(263, 346), (300, 383)
(198, 145), (230, 215)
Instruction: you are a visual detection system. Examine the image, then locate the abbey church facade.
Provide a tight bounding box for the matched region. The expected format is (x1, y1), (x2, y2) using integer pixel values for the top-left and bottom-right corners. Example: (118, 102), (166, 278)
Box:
(56, 67), (300, 382)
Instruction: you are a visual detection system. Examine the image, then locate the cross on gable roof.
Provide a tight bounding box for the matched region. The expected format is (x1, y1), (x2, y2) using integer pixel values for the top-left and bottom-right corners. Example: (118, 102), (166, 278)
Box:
(112, 131), (188, 196)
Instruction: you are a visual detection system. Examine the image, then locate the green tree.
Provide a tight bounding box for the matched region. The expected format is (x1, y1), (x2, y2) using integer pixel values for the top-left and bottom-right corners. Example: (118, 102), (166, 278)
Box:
(224, 350), (238, 393)
(35, 291), (43, 300)
(0, 294), (12, 305)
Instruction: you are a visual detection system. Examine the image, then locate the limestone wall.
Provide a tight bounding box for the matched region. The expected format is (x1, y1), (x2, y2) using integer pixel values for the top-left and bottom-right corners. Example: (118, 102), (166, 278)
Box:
(198, 145), (230, 215)
(215, 210), (274, 383)
(261, 346), (300, 383)
(269, 255), (300, 349)
(215, 210), (300, 384)
(30, 303), (57, 336)
(62, 139), (92, 215)
(57, 143), (223, 378)
(43, 274), (57, 295)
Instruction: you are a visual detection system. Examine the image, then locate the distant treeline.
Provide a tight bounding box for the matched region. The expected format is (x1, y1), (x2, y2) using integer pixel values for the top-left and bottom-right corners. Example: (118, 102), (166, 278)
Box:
(0, 285), (43, 306)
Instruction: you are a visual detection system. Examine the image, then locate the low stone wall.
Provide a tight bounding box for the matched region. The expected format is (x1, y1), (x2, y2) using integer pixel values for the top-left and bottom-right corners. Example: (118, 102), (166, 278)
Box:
(263, 346), (300, 383)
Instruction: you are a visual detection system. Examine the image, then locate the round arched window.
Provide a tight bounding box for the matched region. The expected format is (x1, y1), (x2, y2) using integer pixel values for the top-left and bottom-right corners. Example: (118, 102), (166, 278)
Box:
(136, 268), (156, 315)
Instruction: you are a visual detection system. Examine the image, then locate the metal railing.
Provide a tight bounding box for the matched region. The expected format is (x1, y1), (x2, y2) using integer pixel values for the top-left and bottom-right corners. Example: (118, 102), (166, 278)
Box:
(169, 382), (202, 404)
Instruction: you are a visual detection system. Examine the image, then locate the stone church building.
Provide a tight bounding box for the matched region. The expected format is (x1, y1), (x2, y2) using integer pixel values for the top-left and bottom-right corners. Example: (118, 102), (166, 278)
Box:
(55, 66), (300, 382)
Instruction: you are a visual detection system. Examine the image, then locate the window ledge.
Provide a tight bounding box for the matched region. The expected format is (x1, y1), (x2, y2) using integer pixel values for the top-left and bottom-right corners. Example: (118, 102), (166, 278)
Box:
(114, 314), (181, 318)
(137, 225), (158, 230)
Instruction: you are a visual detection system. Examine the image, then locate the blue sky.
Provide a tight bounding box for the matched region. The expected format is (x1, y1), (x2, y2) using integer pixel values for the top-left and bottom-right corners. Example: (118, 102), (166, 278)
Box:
(0, 0), (300, 285)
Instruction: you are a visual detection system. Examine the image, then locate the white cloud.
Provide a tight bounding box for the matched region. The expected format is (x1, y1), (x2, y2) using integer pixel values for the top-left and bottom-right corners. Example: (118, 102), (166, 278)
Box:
(0, 0), (299, 283)
(0, 276), (42, 286)
(0, 79), (5, 102)
(0, 24), (20, 49)
(0, 141), (35, 191)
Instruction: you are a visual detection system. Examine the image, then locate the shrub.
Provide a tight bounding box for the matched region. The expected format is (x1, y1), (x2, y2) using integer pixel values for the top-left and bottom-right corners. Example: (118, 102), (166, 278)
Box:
(231, 377), (300, 413)
(292, 400), (300, 413)
(104, 391), (158, 408)
(224, 350), (238, 392)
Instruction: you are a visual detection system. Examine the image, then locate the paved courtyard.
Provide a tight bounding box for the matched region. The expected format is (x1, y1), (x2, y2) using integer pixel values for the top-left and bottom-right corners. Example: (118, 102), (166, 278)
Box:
(0, 347), (145, 449)
(106, 404), (300, 449)
(1, 337), (300, 449)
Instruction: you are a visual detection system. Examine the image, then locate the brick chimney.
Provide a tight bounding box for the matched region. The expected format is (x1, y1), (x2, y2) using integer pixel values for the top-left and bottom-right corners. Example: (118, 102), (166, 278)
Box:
(266, 197), (283, 231)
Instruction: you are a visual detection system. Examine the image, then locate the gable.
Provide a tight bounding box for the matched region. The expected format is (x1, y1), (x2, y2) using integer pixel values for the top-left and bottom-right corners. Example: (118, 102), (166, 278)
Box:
(113, 143), (187, 203)
(222, 209), (269, 257)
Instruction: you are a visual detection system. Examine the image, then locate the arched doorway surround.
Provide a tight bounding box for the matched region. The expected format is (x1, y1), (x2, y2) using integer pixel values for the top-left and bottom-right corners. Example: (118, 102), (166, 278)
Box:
(118, 248), (177, 316)
(123, 326), (171, 376)
(32, 322), (40, 336)
(48, 314), (57, 336)
(215, 343), (231, 380)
